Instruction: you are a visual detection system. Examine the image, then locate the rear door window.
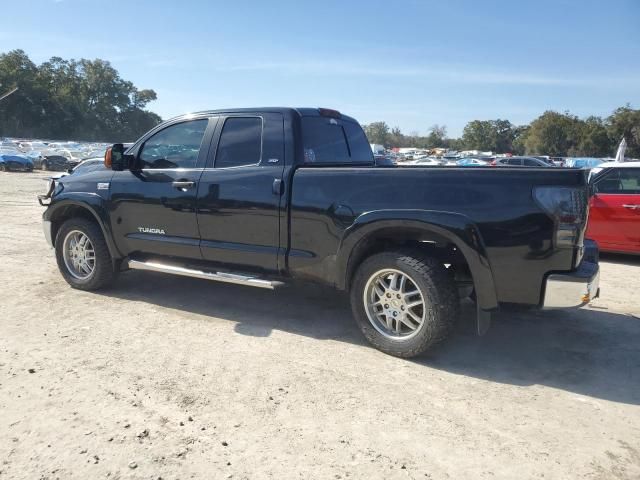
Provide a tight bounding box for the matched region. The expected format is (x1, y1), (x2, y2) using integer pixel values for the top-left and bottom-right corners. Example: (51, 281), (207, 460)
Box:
(215, 117), (263, 168)
(302, 117), (373, 164)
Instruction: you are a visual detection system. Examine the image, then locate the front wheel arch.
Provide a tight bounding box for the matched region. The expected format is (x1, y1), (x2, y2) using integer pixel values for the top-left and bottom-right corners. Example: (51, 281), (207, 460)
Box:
(48, 202), (120, 262)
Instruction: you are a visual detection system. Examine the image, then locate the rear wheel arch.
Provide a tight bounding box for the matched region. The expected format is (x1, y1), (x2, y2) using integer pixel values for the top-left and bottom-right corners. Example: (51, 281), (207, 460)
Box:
(339, 215), (498, 311)
(345, 226), (454, 288)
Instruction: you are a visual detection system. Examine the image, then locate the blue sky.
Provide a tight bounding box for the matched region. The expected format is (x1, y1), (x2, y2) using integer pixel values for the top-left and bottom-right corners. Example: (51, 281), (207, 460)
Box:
(2, 0), (639, 136)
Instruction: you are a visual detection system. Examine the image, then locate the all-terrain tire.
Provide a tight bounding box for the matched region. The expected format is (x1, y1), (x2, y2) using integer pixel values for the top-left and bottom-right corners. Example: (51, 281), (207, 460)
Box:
(350, 250), (459, 358)
(55, 218), (117, 290)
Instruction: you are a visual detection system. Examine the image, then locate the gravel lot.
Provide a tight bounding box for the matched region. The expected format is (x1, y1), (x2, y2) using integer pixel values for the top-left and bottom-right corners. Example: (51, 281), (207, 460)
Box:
(1, 171), (639, 480)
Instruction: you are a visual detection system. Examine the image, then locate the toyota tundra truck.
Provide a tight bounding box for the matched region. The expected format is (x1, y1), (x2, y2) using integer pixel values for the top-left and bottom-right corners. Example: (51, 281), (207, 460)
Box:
(38, 107), (600, 357)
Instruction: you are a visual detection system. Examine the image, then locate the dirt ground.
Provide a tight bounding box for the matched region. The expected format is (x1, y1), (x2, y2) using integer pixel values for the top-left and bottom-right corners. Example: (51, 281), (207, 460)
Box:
(1, 171), (639, 480)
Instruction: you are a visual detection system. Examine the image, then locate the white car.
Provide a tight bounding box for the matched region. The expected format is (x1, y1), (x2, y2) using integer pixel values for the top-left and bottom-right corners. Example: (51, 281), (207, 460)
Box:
(18, 141), (49, 152)
(57, 149), (86, 162)
(403, 157), (442, 166)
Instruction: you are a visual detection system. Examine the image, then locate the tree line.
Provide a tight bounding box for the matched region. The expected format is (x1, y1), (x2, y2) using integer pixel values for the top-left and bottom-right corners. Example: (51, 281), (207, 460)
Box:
(0, 50), (161, 142)
(2, 49), (639, 156)
(364, 106), (640, 158)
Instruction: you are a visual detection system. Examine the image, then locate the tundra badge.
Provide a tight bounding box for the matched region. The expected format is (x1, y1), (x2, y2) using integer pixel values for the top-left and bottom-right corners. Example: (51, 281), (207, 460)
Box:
(138, 227), (166, 235)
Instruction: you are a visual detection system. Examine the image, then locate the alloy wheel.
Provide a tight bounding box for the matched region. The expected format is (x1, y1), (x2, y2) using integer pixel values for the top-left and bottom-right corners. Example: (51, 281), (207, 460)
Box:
(363, 269), (426, 340)
(62, 230), (96, 280)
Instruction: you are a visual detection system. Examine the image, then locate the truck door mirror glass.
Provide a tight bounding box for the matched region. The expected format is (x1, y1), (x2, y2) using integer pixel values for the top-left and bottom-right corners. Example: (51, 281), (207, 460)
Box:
(106, 144), (125, 171)
(105, 143), (135, 171)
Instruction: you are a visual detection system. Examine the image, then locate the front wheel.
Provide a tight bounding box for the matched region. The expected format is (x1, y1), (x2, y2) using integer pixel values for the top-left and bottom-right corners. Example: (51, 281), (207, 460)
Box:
(350, 250), (459, 358)
(55, 218), (117, 290)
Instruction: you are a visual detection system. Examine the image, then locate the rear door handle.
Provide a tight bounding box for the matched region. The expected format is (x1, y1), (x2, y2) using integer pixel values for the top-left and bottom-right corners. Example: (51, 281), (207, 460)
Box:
(272, 178), (283, 196)
(172, 181), (196, 191)
(622, 204), (640, 210)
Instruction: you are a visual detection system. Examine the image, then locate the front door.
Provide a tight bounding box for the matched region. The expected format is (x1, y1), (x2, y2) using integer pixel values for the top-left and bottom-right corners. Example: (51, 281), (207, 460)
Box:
(196, 113), (285, 272)
(588, 166), (640, 252)
(110, 117), (215, 259)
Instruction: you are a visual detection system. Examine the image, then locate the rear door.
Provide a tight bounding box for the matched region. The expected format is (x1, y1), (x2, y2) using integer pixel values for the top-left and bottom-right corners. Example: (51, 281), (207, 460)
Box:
(588, 167), (640, 252)
(110, 117), (215, 259)
(195, 113), (285, 272)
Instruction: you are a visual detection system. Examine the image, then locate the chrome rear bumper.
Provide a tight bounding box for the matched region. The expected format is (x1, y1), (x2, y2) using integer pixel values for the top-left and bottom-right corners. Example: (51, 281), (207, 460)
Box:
(543, 259), (600, 308)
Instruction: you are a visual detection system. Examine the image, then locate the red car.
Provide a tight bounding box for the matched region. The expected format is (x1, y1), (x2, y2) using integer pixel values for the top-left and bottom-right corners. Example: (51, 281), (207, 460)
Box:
(587, 162), (640, 254)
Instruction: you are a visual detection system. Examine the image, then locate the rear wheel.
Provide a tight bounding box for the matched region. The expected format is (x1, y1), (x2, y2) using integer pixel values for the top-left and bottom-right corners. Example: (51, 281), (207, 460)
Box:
(0, 164), (5, 172)
(55, 218), (117, 290)
(350, 250), (459, 358)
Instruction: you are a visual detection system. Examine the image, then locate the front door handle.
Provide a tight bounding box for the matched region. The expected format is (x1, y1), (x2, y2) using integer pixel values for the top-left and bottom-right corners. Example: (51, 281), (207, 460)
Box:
(172, 180), (196, 191)
(622, 204), (640, 210)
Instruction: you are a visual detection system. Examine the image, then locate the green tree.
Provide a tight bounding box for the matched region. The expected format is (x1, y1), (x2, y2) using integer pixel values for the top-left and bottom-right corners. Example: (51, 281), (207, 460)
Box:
(363, 121), (390, 146)
(523, 111), (582, 156)
(425, 124), (447, 148)
(511, 125), (529, 155)
(606, 105), (640, 158)
(0, 50), (42, 137)
(0, 49), (161, 141)
(493, 119), (514, 153)
(573, 116), (611, 157)
(460, 119), (514, 153)
(388, 126), (406, 148)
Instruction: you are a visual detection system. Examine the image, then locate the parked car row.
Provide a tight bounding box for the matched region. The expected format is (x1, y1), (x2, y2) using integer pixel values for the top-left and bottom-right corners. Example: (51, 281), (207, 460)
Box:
(370, 144), (624, 170)
(0, 137), (110, 172)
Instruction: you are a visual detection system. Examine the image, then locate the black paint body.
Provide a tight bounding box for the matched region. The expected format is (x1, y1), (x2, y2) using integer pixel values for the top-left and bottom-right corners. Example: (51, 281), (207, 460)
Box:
(43, 108), (589, 311)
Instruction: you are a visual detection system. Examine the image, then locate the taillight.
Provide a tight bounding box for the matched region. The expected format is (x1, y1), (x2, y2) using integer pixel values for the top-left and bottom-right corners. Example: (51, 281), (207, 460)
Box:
(490, 160), (497, 166)
(534, 186), (588, 248)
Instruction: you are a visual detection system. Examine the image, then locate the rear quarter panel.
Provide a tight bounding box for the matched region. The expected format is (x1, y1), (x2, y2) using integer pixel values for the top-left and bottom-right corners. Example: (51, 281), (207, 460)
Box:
(289, 166), (587, 305)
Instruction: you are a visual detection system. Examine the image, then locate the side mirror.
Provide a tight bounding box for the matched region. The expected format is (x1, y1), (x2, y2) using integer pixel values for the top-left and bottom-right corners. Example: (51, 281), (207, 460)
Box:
(105, 144), (135, 171)
(105, 144), (125, 171)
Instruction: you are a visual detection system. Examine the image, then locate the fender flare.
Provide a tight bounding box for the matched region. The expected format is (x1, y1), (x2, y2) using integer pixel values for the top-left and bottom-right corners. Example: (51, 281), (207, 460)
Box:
(337, 209), (498, 311)
(44, 195), (121, 260)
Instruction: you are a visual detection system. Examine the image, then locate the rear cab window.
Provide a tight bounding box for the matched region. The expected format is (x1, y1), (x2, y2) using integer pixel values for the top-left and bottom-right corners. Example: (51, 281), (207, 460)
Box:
(301, 116), (373, 165)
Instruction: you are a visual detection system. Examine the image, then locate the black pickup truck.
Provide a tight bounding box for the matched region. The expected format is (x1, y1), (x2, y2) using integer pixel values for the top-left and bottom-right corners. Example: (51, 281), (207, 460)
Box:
(39, 107), (600, 357)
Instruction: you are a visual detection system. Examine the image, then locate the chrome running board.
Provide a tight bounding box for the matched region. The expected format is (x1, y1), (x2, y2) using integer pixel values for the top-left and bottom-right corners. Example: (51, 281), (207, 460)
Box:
(127, 260), (283, 290)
